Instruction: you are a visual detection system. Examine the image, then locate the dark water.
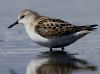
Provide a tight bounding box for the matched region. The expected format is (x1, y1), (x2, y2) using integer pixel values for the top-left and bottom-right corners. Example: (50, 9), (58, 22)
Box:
(0, 0), (100, 74)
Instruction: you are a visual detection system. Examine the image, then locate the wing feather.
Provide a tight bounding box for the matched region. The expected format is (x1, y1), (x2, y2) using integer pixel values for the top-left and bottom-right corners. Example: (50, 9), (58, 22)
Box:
(35, 17), (80, 38)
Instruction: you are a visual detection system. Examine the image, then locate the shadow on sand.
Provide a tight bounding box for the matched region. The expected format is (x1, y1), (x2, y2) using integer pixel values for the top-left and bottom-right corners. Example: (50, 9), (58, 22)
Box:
(10, 51), (97, 74)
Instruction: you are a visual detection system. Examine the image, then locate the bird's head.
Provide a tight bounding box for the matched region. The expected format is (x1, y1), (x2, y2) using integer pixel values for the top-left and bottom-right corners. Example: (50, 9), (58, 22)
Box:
(8, 9), (40, 28)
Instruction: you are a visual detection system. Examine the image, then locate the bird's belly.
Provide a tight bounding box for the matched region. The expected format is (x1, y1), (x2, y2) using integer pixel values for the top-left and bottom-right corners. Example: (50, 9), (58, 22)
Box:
(49, 35), (78, 48)
(26, 26), (89, 48)
(28, 31), (77, 48)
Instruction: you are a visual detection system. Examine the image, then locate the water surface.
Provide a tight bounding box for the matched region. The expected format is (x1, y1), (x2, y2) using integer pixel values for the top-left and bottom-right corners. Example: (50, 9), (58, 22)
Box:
(0, 0), (100, 74)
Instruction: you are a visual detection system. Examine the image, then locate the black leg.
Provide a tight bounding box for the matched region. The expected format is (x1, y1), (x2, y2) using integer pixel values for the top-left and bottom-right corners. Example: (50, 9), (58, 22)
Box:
(62, 47), (64, 51)
(50, 48), (52, 52)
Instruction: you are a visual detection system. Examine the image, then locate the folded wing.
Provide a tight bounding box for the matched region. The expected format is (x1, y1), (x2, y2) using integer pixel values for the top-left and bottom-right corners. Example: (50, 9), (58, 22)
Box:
(35, 17), (98, 38)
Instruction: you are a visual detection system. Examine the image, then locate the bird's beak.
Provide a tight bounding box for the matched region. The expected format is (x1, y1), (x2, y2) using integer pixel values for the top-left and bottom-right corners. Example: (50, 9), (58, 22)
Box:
(8, 20), (18, 28)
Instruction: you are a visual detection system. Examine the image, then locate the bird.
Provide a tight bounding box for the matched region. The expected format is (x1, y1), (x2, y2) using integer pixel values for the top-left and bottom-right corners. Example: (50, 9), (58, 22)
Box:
(8, 9), (98, 52)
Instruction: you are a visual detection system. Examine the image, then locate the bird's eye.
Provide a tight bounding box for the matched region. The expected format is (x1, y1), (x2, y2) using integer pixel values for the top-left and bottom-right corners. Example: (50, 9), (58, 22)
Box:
(20, 15), (25, 19)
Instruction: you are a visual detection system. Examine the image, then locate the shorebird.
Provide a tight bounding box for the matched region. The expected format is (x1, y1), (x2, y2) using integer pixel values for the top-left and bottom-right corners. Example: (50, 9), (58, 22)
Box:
(8, 9), (98, 51)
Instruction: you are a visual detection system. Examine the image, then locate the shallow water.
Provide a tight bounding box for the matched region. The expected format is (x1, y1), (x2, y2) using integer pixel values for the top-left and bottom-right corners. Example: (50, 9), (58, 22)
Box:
(0, 0), (100, 74)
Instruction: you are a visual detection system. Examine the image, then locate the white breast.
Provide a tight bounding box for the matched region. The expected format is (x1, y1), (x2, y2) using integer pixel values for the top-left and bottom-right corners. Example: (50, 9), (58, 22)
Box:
(24, 24), (51, 47)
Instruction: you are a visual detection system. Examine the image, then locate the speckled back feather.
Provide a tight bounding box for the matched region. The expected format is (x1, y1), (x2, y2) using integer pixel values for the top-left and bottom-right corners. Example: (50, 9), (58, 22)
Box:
(35, 17), (97, 38)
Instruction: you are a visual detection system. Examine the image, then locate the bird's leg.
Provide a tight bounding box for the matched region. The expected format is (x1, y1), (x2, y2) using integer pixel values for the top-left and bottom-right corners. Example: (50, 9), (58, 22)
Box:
(61, 47), (64, 51)
(50, 48), (52, 52)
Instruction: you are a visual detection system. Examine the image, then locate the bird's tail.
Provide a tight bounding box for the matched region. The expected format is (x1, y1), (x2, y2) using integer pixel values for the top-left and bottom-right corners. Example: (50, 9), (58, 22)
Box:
(78, 24), (98, 31)
(74, 24), (98, 39)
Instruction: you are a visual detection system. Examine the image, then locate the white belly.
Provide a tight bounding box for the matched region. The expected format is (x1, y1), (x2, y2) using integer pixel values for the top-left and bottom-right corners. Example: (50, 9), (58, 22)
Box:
(25, 25), (89, 48)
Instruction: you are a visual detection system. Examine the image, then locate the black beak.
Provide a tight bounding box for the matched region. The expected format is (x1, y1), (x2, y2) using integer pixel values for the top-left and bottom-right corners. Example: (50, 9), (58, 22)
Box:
(8, 20), (18, 28)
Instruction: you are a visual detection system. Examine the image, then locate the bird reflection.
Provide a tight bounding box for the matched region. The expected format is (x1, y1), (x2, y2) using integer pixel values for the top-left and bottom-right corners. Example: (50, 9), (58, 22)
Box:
(35, 51), (97, 74)
(9, 51), (97, 74)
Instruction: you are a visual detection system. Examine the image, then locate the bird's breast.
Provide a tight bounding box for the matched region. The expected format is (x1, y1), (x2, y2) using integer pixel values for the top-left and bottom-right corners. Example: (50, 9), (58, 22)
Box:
(25, 25), (51, 46)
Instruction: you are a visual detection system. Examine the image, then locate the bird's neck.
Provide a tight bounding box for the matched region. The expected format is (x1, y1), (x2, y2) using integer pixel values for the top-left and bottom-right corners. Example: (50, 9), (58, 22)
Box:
(24, 23), (34, 33)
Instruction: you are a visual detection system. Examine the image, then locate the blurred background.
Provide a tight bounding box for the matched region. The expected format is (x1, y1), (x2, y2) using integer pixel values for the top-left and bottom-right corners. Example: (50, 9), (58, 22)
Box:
(0, 0), (100, 74)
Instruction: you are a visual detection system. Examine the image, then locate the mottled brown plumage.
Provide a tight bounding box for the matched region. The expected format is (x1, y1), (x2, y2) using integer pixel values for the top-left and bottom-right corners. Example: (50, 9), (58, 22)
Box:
(35, 17), (97, 38)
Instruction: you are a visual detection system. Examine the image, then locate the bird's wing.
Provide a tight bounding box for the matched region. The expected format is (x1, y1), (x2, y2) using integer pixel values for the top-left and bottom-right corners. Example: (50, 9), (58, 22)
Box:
(35, 17), (97, 38)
